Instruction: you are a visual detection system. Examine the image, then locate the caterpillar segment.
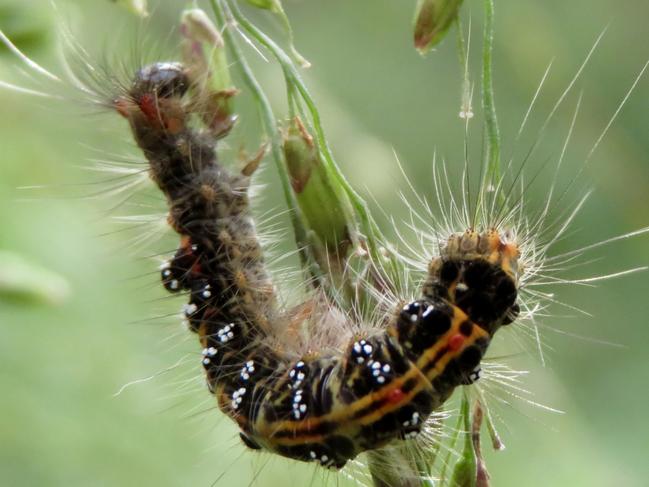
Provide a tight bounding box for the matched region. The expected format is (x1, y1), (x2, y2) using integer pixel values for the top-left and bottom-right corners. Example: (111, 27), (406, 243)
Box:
(117, 62), (521, 470)
(242, 303), (490, 469)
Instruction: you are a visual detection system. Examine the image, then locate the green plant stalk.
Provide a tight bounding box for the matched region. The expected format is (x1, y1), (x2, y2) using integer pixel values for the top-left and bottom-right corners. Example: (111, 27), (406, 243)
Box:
(212, 0), (362, 298)
(455, 16), (472, 120)
(223, 0), (404, 281)
(221, 0), (410, 320)
(438, 404), (465, 485)
(482, 0), (500, 182)
(224, 0), (360, 241)
(448, 392), (478, 487)
(243, 0), (311, 67)
(225, 0), (411, 322)
(283, 116), (356, 296)
(455, 17), (468, 73)
(274, 1), (312, 68)
(208, 0), (322, 282)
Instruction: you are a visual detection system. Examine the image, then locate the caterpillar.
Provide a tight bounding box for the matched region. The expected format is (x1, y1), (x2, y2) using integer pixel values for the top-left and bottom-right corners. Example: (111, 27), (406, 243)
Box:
(113, 61), (521, 469)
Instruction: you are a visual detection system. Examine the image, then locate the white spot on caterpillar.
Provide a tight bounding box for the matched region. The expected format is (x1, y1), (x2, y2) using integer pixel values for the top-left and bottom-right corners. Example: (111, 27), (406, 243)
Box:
(231, 387), (247, 410)
(369, 360), (390, 384)
(292, 388), (307, 419)
(352, 339), (373, 364)
(403, 411), (420, 427)
(289, 361), (307, 388)
(240, 360), (255, 381)
(422, 305), (435, 318)
(217, 324), (235, 343)
(201, 284), (212, 298)
(202, 347), (217, 357)
(183, 303), (197, 316)
(468, 366), (482, 383)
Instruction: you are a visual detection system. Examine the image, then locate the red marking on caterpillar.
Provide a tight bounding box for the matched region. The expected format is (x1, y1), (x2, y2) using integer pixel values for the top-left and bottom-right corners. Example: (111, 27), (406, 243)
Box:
(448, 334), (465, 352)
(137, 94), (161, 125)
(387, 388), (406, 405)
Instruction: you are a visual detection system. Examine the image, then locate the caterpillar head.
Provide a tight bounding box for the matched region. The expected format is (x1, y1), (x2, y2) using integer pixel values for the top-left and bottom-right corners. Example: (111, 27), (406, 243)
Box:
(424, 228), (521, 336)
(131, 62), (190, 99)
(114, 61), (190, 136)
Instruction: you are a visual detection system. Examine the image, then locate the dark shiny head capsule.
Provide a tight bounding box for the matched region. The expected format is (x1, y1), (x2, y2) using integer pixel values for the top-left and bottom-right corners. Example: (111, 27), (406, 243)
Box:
(131, 62), (189, 99)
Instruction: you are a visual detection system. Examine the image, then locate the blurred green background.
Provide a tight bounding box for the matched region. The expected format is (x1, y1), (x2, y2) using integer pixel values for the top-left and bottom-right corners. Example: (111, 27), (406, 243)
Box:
(1, 1), (648, 486)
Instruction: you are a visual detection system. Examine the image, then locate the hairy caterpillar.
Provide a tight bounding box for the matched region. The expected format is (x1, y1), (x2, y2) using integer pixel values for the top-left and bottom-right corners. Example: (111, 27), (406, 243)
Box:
(112, 61), (521, 469)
